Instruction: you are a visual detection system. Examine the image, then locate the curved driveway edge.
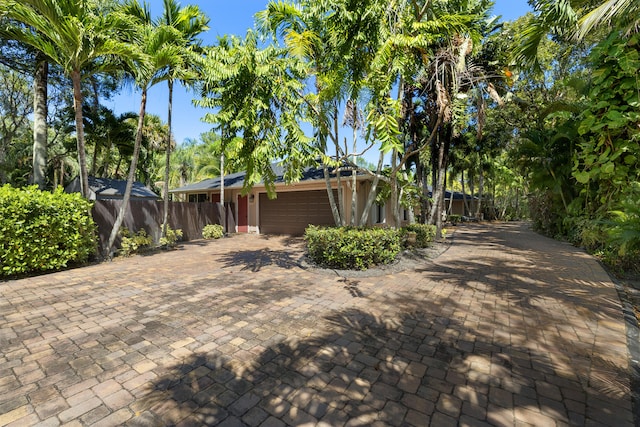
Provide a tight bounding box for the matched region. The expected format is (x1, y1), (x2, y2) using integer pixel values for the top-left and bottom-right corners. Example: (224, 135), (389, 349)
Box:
(0, 222), (634, 426)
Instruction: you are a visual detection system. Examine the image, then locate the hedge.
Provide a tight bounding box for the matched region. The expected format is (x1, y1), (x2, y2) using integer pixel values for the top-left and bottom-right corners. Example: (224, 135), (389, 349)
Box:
(0, 185), (97, 276)
(304, 225), (401, 270)
(399, 223), (437, 248)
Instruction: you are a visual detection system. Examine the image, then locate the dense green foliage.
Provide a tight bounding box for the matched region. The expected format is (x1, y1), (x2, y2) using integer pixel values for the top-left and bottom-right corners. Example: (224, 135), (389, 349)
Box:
(304, 226), (401, 270)
(0, 185), (96, 276)
(118, 227), (152, 257)
(1, 0), (639, 274)
(400, 224), (437, 248)
(202, 224), (224, 239)
(159, 226), (183, 248)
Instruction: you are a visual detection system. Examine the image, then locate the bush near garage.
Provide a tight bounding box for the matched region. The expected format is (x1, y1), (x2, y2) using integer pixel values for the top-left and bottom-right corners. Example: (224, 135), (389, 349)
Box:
(0, 185), (96, 276)
(304, 225), (401, 270)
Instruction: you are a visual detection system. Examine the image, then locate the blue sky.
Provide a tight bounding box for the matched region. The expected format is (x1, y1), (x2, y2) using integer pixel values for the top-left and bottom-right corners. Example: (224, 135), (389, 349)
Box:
(107, 0), (532, 152)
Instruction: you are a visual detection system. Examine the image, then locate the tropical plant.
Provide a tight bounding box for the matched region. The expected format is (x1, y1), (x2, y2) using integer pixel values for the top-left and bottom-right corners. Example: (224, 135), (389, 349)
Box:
(196, 30), (314, 196)
(0, 185), (96, 276)
(0, 0), (136, 198)
(202, 224), (224, 239)
(159, 225), (182, 248)
(105, 0), (183, 259)
(0, 64), (32, 184)
(157, 0), (209, 239)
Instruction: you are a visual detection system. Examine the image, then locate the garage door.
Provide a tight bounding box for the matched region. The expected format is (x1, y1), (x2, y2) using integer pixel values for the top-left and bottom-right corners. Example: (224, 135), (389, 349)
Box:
(259, 190), (337, 235)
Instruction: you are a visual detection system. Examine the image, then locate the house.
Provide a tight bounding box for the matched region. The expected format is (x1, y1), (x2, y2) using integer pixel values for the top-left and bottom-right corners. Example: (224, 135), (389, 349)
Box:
(170, 164), (477, 235)
(65, 176), (160, 201)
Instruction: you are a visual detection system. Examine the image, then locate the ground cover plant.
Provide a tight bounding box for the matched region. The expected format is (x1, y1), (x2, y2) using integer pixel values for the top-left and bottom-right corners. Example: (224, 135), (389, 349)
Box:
(202, 224), (224, 239)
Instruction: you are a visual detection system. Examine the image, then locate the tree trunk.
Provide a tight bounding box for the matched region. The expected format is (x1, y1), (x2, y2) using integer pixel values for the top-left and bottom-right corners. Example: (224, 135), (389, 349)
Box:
(323, 164), (343, 226)
(429, 130), (450, 237)
(475, 170), (484, 219)
(350, 125), (358, 226)
(72, 70), (89, 199)
(162, 78), (174, 238)
(390, 149), (400, 227)
(461, 169), (469, 216)
(32, 58), (48, 189)
(359, 151), (384, 226)
(89, 77), (100, 177)
(102, 134), (112, 178)
(105, 89), (148, 258)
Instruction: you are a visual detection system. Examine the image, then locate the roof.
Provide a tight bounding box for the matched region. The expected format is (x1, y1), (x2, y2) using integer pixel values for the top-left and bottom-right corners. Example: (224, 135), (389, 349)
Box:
(65, 176), (160, 200)
(170, 163), (357, 194)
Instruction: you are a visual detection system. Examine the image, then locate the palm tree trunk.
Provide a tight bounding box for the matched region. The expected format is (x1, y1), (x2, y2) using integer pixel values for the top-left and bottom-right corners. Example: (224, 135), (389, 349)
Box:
(475, 170), (484, 218)
(105, 89), (148, 258)
(89, 77), (100, 177)
(461, 170), (469, 216)
(162, 78), (174, 238)
(72, 70), (89, 199)
(32, 57), (48, 189)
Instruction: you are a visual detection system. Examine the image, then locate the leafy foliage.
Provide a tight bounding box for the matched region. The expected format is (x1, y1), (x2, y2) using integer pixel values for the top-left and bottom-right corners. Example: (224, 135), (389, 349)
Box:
(574, 31), (640, 217)
(118, 227), (152, 257)
(202, 224), (224, 239)
(0, 185), (96, 276)
(159, 225), (183, 248)
(304, 225), (401, 270)
(399, 224), (437, 248)
(196, 30), (315, 196)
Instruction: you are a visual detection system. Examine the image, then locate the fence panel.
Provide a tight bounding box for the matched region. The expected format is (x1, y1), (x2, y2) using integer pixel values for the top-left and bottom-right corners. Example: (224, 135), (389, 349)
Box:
(92, 200), (221, 255)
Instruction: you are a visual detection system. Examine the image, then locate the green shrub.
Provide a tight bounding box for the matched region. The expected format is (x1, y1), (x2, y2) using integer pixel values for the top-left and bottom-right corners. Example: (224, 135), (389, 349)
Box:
(448, 214), (461, 225)
(119, 228), (153, 256)
(202, 224), (224, 239)
(399, 224), (437, 248)
(304, 225), (401, 270)
(0, 185), (96, 276)
(159, 226), (183, 248)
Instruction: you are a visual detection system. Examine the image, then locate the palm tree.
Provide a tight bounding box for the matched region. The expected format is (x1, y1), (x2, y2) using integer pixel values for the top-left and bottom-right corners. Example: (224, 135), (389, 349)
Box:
(515, 0), (640, 69)
(0, 0), (134, 198)
(157, 0), (208, 238)
(578, 0), (640, 38)
(105, 0), (182, 258)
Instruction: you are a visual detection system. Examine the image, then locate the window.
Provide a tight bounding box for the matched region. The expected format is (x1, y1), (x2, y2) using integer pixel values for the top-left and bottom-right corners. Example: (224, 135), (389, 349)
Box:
(188, 193), (208, 203)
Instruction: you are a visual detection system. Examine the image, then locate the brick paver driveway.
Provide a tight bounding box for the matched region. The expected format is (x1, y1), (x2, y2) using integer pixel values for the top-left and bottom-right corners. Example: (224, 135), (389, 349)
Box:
(0, 222), (634, 426)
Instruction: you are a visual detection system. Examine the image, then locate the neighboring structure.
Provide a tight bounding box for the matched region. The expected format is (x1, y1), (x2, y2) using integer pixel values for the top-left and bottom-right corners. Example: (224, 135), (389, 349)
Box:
(65, 176), (160, 201)
(170, 164), (478, 236)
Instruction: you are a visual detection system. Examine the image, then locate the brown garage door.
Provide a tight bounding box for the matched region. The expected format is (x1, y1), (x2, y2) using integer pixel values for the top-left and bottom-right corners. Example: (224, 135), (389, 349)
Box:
(259, 190), (337, 235)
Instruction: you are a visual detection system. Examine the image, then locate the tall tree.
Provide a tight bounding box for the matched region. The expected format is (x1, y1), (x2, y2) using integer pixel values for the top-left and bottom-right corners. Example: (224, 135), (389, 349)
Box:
(0, 64), (32, 184)
(105, 0), (181, 258)
(0, 0), (134, 198)
(157, 0), (208, 238)
(32, 54), (48, 188)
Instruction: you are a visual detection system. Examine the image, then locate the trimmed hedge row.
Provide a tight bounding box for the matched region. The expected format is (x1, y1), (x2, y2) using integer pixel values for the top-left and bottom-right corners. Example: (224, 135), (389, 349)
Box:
(304, 223), (437, 270)
(0, 185), (97, 276)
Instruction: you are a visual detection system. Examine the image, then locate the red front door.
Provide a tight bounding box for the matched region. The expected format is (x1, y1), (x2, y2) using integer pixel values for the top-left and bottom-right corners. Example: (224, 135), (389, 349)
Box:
(237, 195), (249, 232)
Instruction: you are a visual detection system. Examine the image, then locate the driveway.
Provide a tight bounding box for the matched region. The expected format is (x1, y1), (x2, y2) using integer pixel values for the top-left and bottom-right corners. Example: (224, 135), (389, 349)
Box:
(0, 222), (635, 426)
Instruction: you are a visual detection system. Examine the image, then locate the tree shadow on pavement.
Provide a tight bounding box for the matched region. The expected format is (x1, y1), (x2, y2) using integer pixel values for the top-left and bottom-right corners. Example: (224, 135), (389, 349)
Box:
(218, 249), (306, 272)
(131, 296), (633, 426)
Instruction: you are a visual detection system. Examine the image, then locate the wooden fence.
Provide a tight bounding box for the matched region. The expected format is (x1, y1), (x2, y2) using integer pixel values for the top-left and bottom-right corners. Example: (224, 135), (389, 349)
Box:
(92, 200), (234, 256)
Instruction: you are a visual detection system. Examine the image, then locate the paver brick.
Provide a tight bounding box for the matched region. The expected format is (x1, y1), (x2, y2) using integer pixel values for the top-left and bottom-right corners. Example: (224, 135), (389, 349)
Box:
(0, 225), (635, 426)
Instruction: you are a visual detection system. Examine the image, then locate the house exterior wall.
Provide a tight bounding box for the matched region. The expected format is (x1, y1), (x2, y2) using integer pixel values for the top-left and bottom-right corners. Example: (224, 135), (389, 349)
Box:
(170, 175), (480, 234)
